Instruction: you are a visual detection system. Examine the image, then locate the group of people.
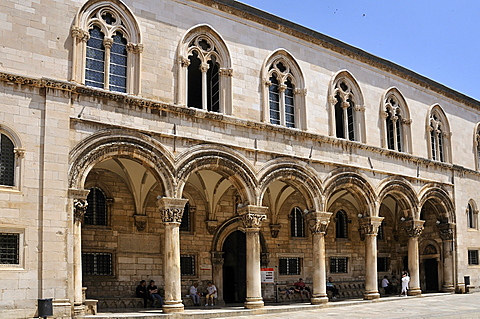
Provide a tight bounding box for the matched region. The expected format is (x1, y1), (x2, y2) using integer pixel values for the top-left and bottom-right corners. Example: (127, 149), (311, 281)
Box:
(189, 282), (218, 306)
(135, 280), (164, 308)
(381, 271), (410, 296)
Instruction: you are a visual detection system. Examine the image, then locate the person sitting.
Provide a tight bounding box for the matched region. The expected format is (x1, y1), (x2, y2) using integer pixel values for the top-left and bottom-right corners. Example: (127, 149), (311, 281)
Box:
(189, 283), (201, 306)
(381, 275), (392, 295)
(205, 282), (217, 306)
(326, 277), (340, 299)
(293, 278), (311, 300)
(148, 280), (164, 307)
(135, 280), (150, 308)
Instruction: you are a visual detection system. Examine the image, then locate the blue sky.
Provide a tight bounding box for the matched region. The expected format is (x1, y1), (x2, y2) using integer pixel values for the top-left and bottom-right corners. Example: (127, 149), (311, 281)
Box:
(238, 1), (480, 101)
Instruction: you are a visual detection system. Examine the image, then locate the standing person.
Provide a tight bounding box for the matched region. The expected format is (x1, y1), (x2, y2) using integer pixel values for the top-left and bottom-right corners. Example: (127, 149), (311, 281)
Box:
(381, 275), (391, 295)
(390, 276), (399, 295)
(326, 277), (340, 299)
(189, 283), (201, 306)
(148, 280), (164, 307)
(293, 278), (311, 300)
(400, 272), (410, 296)
(135, 280), (150, 308)
(205, 282), (217, 306)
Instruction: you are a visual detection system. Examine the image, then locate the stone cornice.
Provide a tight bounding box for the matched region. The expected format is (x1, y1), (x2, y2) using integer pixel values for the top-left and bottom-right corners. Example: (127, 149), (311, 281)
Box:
(189, 0), (480, 109)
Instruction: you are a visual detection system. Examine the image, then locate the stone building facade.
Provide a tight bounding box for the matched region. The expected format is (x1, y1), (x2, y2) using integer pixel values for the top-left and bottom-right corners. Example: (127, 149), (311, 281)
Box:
(0, 0), (479, 318)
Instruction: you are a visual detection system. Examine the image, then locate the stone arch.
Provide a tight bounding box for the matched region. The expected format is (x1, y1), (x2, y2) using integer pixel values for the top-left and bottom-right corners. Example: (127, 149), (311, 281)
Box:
(376, 176), (419, 219)
(68, 129), (175, 196)
(175, 144), (257, 204)
(426, 104), (452, 163)
(323, 169), (375, 216)
(418, 184), (455, 223)
(257, 157), (323, 214)
(420, 240), (440, 256)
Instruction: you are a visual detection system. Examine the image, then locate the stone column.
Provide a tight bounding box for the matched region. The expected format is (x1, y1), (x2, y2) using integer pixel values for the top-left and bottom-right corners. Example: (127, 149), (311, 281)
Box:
(69, 188), (89, 315)
(305, 211), (332, 304)
(402, 219), (424, 296)
(359, 216), (384, 300)
(200, 62), (209, 110)
(157, 197), (188, 314)
(211, 251), (225, 304)
(239, 205), (267, 309)
(438, 222), (455, 292)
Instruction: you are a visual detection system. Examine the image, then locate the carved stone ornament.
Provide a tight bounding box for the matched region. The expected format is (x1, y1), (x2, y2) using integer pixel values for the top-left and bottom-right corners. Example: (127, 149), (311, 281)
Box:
(401, 219), (425, 238)
(219, 68), (234, 77)
(14, 148), (26, 158)
(134, 214), (147, 231)
(358, 216), (384, 241)
(437, 223), (455, 241)
(73, 199), (88, 223)
(240, 212), (266, 229)
(305, 212), (332, 235)
(211, 251), (224, 266)
(157, 197), (188, 224)
(206, 220), (219, 235)
(269, 224), (281, 238)
(160, 207), (183, 223)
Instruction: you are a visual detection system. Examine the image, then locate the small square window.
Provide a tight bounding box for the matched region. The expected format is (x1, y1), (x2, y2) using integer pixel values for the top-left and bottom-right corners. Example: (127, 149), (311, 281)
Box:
(180, 255), (195, 276)
(0, 233), (20, 265)
(468, 250), (479, 265)
(82, 252), (113, 275)
(330, 257), (348, 273)
(377, 257), (389, 272)
(279, 257), (300, 275)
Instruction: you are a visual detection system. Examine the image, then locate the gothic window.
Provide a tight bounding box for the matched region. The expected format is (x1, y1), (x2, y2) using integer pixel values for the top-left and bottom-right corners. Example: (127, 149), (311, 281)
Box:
(177, 25), (232, 114)
(329, 71), (365, 142)
(85, 187), (107, 226)
(72, 1), (142, 94)
(382, 89), (412, 153)
(279, 257), (300, 275)
(0, 133), (15, 187)
(467, 202), (478, 230)
(335, 210), (348, 239)
(427, 105), (451, 163)
(180, 255), (195, 276)
(330, 257), (348, 273)
(262, 50), (307, 129)
(82, 252), (113, 275)
(474, 123), (480, 170)
(290, 207), (305, 238)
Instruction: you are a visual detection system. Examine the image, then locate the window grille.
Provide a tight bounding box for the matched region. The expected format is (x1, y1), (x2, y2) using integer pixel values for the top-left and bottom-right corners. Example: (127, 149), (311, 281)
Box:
(279, 257), (300, 275)
(330, 257), (348, 273)
(180, 203), (191, 232)
(468, 250), (479, 265)
(82, 252), (113, 275)
(290, 207), (305, 237)
(0, 233), (20, 265)
(180, 255), (195, 276)
(377, 257), (389, 272)
(85, 187), (107, 226)
(0, 134), (15, 186)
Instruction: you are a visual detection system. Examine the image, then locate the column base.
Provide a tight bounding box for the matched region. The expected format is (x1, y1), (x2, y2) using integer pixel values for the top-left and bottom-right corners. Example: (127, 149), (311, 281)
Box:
(73, 303), (85, 316)
(244, 297), (264, 309)
(363, 292), (380, 300)
(408, 288), (421, 296)
(442, 285), (455, 293)
(310, 295), (329, 305)
(162, 301), (184, 313)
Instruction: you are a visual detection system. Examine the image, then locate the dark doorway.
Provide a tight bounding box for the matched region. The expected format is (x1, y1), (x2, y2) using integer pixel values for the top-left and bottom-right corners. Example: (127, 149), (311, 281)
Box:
(424, 258), (439, 291)
(222, 230), (246, 303)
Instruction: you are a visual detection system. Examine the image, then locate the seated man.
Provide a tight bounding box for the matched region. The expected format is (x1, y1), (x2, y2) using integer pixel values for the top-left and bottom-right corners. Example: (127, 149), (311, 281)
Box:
(326, 277), (340, 299)
(189, 283), (201, 306)
(148, 280), (164, 307)
(293, 278), (311, 300)
(135, 280), (150, 308)
(205, 282), (217, 306)
(381, 275), (392, 295)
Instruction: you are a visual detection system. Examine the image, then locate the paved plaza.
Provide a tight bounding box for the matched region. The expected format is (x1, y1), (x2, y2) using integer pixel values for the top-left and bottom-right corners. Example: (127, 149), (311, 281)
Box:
(88, 292), (480, 319)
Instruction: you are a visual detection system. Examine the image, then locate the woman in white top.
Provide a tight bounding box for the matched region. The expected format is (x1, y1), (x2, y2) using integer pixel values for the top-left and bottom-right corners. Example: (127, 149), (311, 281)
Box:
(400, 272), (410, 296)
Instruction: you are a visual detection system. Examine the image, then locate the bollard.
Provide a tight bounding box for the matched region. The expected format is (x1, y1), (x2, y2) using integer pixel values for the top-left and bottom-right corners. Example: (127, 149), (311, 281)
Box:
(38, 298), (53, 318)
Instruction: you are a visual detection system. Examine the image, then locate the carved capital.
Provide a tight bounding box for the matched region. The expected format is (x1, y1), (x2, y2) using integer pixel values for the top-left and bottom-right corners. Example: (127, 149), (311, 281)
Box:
(305, 211), (332, 234)
(200, 62), (209, 73)
(177, 56), (190, 67)
(402, 118), (412, 125)
(71, 26), (90, 42)
(269, 224), (281, 238)
(134, 214), (147, 231)
(14, 148), (25, 158)
(157, 197), (188, 224)
(354, 105), (365, 112)
(206, 220), (219, 235)
(328, 95), (337, 105)
(238, 205), (267, 229)
(73, 199), (88, 223)
(358, 216), (384, 240)
(294, 88), (307, 96)
(402, 219), (425, 238)
(219, 68), (233, 77)
(437, 222), (455, 241)
(278, 84), (287, 93)
(126, 43), (144, 54)
(103, 38), (113, 49)
(211, 251), (224, 266)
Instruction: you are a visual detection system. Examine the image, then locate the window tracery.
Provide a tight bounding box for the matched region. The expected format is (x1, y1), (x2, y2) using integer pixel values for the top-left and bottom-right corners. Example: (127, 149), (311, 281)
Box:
(427, 105), (451, 163)
(381, 88), (412, 153)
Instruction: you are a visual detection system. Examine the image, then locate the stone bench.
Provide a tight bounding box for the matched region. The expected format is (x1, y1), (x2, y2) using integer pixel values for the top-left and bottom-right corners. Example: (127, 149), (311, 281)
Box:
(97, 296), (210, 309)
(277, 280), (365, 302)
(277, 284), (311, 302)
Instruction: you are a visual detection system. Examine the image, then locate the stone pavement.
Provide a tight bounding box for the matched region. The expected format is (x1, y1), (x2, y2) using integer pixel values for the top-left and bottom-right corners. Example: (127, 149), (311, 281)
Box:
(85, 292), (480, 319)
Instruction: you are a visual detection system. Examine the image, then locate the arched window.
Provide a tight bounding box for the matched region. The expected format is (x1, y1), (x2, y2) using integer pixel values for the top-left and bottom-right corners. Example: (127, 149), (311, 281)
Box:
(85, 187), (107, 226)
(262, 50), (307, 129)
(474, 123), (480, 170)
(335, 210), (348, 239)
(180, 202), (193, 232)
(290, 207), (305, 237)
(328, 71), (365, 142)
(427, 105), (451, 163)
(381, 88), (412, 153)
(0, 134), (15, 187)
(467, 202), (478, 230)
(177, 25), (233, 114)
(72, 0), (142, 94)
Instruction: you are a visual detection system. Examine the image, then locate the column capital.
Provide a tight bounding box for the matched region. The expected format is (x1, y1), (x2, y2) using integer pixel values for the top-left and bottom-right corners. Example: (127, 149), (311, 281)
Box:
(238, 205), (267, 229)
(305, 211), (332, 234)
(211, 251), (224, 266)
(437, 222), (455, 241)
(73, 199), (88, 223)
(157, 197), (188, 224)
(358, 216), (384, 240)
(402, 219), (425, 238)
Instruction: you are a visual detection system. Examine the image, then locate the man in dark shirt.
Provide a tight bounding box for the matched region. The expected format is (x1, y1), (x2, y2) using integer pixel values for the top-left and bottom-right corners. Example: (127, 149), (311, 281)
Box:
(148, 280), (164, 307)
(135, 280), (150, 308)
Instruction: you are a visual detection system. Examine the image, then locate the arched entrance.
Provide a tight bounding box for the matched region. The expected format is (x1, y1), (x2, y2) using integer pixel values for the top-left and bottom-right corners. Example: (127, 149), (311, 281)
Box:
(421, 244), (440, 292)
(222, 230), (246, 303)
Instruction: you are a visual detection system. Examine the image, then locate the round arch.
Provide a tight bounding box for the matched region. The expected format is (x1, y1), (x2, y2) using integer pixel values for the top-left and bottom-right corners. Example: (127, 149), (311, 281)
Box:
(376, 177), (419, 219)
(418, 184), (455, 223)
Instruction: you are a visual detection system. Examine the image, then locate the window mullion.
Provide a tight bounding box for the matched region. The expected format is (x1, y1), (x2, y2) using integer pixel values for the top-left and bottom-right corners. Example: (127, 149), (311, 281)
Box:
(200, 62), (209, 110)
(279, 84), (286, 126)
(103, 37), (113, 90)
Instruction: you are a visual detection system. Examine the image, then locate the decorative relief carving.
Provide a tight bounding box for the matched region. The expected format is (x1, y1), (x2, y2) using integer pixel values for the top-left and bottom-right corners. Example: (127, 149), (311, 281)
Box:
(211, 251), (224, 266)
(177, 56), (190, 67)
(240, 212), (266, 229)
(103, 37), (113, 49)
(160, 207), (183, 223)
(437, 223), (455, 241)
(73, 199), (88, 223)
(219, 68), (233, 77)
(269, 224), (281, 238)
(294, 88), (307, 96)
(401, 220), (425, 238)
(358, 216), (384, 241)
(134, 214), (147, 231)
(305, 212), (332, 235)
(157, 197), (188, 224)
(206, 220), (219, 235)
(71, 26), (90, 42)
(14, 148), (26, 158)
